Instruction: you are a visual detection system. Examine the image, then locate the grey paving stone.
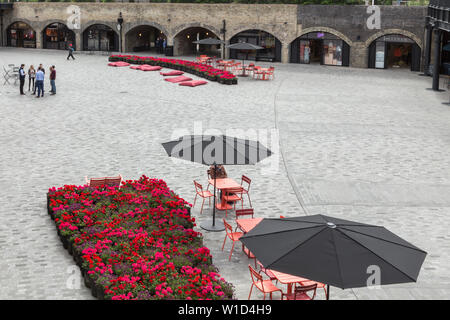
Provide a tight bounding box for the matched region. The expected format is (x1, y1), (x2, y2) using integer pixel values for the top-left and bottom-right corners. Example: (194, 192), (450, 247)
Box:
(0, 48), (449, 300)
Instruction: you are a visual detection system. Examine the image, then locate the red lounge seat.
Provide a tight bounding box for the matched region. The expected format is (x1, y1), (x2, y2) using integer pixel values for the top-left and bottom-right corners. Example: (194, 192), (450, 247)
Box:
(160, 70), (185, 76)
(139, 65), (162, 71)
(108, 61), (130, 67)
(179, 80), (208, 87)
(164, 75), (193, 83)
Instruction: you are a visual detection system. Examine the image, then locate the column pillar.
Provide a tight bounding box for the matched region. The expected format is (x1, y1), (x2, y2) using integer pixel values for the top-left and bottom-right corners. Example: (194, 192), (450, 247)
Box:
(75, 32), (81, 51)
(224, 39), (230, 60)
(281, 43), (289, 64)
(423, 25), (432, 75)
(432, 28), (442, 91)
(35, 28), (43, 49)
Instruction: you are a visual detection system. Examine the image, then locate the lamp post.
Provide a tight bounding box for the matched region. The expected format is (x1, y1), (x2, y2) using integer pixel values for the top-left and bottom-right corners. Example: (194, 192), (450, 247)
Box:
(220, 19), (226, 59)
(117, 12), (123, 53)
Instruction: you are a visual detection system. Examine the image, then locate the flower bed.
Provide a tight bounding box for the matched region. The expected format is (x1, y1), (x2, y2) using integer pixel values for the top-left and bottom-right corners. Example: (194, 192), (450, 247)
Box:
(109, 54), (238, 85)
(47, 175), (234, 300)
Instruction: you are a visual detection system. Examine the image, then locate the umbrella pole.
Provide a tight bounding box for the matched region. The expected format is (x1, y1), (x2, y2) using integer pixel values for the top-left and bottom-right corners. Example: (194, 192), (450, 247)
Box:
(213, 164), (217, 226)
(326, 285), (330, 300)
(199, 163), (225, 232)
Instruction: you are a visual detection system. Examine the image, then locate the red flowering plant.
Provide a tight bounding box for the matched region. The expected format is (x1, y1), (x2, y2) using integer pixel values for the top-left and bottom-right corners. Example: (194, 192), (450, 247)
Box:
(47, 175), (235, 300)
(108, 54), (237, 85)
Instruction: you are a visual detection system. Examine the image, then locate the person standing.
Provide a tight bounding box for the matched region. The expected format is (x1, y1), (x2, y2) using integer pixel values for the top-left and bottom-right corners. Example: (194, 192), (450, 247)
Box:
(35, 67), (45, 98)
(38, 64), (45, 93)
(19, 64), (26, 95)
(67, 44), (75, 60)
(49, 65), (56, 95)
(28, 65), (36, 92)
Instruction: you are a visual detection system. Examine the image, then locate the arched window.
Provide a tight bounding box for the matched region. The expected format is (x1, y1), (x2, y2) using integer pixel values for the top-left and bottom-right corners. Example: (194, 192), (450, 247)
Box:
(230, 30), (281, 62)
(290, 32), (350, 67)
(43, 23), (76, 50)
(7, 22), (36, 48)
(368, 34), (421, 72)
(83, 24), (118, 51)
(125, 25), (166, 53)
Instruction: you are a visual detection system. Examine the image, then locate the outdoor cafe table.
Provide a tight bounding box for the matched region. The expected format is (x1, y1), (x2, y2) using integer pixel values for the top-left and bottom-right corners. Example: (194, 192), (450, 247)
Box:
(208, 177), (242, 210)
(268, 269), (326, 295)
(236, 217), (263, 234)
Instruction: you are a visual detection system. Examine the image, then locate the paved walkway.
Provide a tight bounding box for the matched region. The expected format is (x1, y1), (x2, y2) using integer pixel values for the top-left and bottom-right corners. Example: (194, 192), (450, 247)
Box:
(0, 48), (449, 300)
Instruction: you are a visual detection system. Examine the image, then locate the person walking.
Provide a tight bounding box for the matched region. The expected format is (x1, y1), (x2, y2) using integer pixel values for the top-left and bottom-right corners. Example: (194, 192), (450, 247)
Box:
(19, 64), (26, 95)
(49, 65), (56, 95)
(35, 67), (45, 98)
(67, 44), (75, 60)
(28, 65), (36, 92)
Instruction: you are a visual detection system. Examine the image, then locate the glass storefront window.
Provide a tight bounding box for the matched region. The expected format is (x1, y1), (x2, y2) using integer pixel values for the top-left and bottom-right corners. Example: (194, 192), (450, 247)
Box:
(299, 40), (311, 64)
(375, 41), (385, 69)
(84, 25), (117, 51)
(7, 22), (36, 48)
(230, 30), (281, 62)
(323, 40), (343, 66)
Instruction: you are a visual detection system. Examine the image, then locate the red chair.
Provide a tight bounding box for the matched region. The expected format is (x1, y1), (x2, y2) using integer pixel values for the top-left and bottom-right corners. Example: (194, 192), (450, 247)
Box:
(248, 265), (282, 300)
(193, 181), (214, 215)
(222, 219), (243, 261)
(240, 175), (252, 207)
(244, 63), (255, 76)
(222, 187), (243, 217)
(235, 208), (254, 220)
(85, 174), (122, 188)
(234, 208), (256, 265)
(281, 283), (317, 300)
(257, 260), (278, 283)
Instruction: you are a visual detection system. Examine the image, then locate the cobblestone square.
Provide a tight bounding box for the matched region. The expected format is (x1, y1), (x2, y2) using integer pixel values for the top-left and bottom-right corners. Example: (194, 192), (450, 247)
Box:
(1, 47), (450, 300)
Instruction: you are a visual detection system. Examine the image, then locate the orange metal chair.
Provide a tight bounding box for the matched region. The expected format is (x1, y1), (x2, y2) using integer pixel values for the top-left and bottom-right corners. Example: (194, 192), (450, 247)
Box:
(257, 260), (278, 283)
(240, 175), (252, 207)
(222, 187), (243, 217)
(281, 283), (317, 300)
(235, 208), (254, 220)
(244, 63), (255, 76)
(262, 66), (275, 80)
(193, 180), (214, 215)
(252, 66), (262, 79)
(222, 219), (243, 261)
(248, 265), (282, 300)
(85, 174), (122, 188)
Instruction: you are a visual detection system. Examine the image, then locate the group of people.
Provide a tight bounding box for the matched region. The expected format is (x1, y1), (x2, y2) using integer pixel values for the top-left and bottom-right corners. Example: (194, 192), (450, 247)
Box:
(156, 37), (167, 54)
(18, 64), (56, 98)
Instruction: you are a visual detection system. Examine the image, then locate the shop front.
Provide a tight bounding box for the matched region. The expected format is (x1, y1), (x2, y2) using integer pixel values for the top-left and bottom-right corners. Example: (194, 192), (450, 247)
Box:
(368, 34), (421, 71)
(290, 32), (350, 67)
(229, 30), (281, 62)
(83, 24), (119, 51)
(43, 23), (75, 50)
(7, 22), (36, 48)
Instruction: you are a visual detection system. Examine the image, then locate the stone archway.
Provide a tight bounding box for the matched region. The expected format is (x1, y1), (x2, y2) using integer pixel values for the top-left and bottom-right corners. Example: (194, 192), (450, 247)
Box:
(124, 23), (168, 53)
(293, 27), (353, 48)
(228, 29), (283, 62)
(82, 23), (119, 51)
(172, 24), (221, 56)
(6, 20), (37, 48)
(364, 29), (423, 49)
(41, 21), (76, 50)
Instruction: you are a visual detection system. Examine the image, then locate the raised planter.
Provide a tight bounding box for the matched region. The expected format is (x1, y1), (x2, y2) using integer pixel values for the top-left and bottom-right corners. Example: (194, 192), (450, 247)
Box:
(109, 54), (238, 85)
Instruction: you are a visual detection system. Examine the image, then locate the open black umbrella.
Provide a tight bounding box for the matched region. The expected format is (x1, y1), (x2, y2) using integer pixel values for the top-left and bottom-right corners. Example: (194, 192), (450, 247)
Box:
(193, 38), (224, 60)
(240, 214), (427, 299)
(162, 135), (272, 231)
(226, 42), (264, 76)
(192, 38), (224, 45)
